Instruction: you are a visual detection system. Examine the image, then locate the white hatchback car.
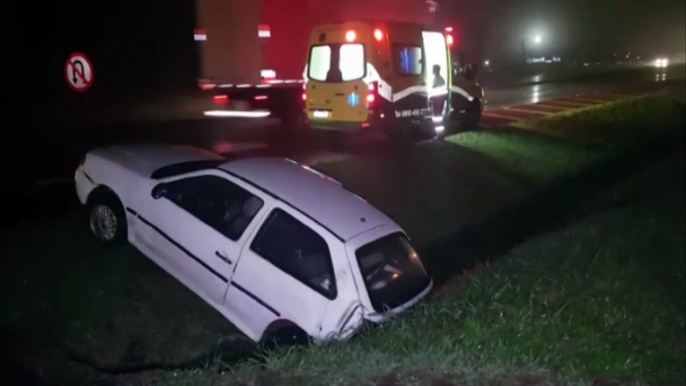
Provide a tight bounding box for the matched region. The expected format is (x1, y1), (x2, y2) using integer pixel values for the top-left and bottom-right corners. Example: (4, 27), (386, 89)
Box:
(75, 144), (433, 344)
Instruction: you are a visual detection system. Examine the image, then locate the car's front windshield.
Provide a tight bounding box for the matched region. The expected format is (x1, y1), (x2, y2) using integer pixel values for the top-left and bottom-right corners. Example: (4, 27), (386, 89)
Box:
(356, 233), (431, 313)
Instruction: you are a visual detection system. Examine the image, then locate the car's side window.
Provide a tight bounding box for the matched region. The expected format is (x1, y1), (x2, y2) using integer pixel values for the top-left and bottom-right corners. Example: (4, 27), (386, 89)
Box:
(250, 209), (337, 299)
(164, 175), (263, 241)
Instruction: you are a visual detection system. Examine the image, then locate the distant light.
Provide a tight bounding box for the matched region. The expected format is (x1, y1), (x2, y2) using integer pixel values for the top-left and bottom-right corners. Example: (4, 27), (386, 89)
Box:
(654, 58), (669, 68)
(534, 35), (542, 44)
(236, 84), (252, 88)
(345, 30), (357, 42)
(373, 28), (384, 42)
(484, 60), (490, 66)
(204, 110), (271, 118)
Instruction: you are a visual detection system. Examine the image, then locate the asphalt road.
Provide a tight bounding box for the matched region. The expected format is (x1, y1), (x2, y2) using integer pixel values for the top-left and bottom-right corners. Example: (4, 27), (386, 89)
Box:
(484, 63), (682, 109)
(2, 65), (682, 224)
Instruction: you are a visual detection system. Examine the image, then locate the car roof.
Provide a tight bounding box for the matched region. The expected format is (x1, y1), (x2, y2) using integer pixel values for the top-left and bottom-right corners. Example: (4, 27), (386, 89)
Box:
(219, 157), (393, 242)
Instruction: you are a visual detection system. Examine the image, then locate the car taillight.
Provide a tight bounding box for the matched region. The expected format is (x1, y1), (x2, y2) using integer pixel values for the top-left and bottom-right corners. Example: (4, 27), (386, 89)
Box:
(214, 95), (229, 105)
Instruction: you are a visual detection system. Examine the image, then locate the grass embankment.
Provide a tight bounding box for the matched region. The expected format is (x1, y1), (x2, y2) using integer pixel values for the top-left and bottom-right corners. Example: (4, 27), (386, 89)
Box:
(1, 83), (684, 385)
(156, 85), (686, 385)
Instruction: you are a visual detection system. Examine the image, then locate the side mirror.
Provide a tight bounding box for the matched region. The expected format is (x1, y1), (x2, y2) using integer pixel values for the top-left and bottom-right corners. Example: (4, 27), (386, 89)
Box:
(463, 63), (478, 80)
(151, 183), (168, 199)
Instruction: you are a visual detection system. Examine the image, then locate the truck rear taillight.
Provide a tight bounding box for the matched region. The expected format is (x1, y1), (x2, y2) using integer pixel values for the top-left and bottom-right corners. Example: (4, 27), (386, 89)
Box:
(373, 28), (384, 42)
(367, 81), (379, 108)
(214, 95), (229, 105)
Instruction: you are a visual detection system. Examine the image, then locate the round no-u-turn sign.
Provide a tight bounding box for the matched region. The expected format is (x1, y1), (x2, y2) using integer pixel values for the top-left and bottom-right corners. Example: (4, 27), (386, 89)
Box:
(65, 52), (94, 92)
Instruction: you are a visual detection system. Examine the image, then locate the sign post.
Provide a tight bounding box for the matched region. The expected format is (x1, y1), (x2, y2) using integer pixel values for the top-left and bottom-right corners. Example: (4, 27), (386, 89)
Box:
(65, 52), (94, 92)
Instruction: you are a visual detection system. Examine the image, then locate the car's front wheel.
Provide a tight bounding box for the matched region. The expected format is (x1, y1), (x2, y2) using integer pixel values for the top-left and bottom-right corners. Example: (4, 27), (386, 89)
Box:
(87, 192), (127, 245)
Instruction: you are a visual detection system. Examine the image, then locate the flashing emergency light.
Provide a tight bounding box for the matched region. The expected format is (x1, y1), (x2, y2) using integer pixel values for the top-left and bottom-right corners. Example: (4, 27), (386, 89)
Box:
(446, 34), (454, 46)
(345, 30), (357, 42)
(373, 28), (384, 42)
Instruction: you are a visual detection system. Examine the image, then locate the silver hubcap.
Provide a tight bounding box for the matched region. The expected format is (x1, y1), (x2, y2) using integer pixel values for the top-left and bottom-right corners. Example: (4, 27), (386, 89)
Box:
(90, 204), (117, 241)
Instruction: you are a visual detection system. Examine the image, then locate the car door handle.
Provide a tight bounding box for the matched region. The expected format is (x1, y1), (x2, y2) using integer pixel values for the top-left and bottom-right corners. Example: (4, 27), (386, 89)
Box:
(215, 251), (232, 265)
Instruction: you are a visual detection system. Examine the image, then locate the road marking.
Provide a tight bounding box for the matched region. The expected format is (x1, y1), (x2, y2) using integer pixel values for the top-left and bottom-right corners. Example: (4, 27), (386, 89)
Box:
(570, 97), (610, 103)
(550, 99), (597, 107)
(482, 111), (520, 120)
(531, 103), (570, 110)
(602, 93), (633, 97)
(504, 107), (552, 115)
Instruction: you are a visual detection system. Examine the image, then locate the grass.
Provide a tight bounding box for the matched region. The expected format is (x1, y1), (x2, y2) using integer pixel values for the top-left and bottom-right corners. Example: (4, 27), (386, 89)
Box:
(512, 86), (686, 151)
(161, 136), (686, 386)
(448, 131), (603, 183)
(2, 84), (685, 385)
(450, 84), (685, 183)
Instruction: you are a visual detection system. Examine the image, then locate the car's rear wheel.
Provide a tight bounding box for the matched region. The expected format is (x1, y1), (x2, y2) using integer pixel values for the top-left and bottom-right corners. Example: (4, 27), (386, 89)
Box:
(261, 326), (310, 352)
(87, 192), (127, 245)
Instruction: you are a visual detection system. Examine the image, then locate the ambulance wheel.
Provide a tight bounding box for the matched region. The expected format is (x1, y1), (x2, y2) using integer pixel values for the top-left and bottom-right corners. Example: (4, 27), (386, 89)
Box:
(460, 101), (481, 131)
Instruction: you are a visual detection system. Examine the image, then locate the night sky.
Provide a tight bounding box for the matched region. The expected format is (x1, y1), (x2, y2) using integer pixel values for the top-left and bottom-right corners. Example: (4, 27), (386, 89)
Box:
(441, 0), (686, 62)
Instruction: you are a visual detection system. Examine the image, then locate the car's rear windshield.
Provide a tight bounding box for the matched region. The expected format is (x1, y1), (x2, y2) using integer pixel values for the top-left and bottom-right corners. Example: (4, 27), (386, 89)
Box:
(356, 233), (431, 313)
(308, 43), (365, 83)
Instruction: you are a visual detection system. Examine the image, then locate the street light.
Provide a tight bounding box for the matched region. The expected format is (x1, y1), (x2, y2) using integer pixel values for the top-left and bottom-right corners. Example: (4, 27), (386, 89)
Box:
(522, 35), (543, 64)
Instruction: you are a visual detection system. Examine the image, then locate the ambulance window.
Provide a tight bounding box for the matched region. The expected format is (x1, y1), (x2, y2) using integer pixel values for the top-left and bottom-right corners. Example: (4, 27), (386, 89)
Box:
(339, 44), (365, 81)
(309, 46), (332, 82)
(394, 46), (423, 75)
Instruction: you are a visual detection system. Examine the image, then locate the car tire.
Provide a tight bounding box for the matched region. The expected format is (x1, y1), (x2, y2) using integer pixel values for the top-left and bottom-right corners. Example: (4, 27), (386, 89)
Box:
(262, 326), (310, 351)
(87, 191), (128, 245)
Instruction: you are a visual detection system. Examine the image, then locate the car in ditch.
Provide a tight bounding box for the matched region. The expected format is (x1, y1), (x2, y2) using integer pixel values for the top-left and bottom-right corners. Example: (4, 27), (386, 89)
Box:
(75, 144), (433, 344)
